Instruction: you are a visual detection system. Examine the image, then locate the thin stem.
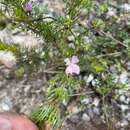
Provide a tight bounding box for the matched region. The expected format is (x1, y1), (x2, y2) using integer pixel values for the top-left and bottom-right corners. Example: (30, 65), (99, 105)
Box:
(96, 52), (122, 58)
(98, 30), (128, 48)
(43, 70), (62, 74)
(69, 91), (94, 97)
(79, 21), (128, 49)
(0, 16), (57, 24)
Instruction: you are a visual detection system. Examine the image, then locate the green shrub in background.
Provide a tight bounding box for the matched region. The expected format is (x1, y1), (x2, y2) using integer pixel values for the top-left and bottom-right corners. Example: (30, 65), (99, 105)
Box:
(0, 0), (130, 129)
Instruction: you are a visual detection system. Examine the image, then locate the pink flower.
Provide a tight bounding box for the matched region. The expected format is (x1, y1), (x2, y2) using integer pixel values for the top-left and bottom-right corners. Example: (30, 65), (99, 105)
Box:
(25, 1), (33, 12)
(64, 56), (80, 75)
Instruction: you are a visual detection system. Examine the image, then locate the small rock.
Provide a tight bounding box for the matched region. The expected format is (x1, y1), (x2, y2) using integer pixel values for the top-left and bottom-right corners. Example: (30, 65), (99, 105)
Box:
(0, 97), (13, 111)
(92, 98), (100, 107)
(115, 121), (121, 128)
(126, 113), (130, 122)
(119, 95), (126, 102)
(67, 35), (75, 42)
(24, 85), (31, 93)
(69, 114), (79, 124)
(86, 74), (94, 83)
(68, 43), (75, 49)
(126, 61), (130, 70)
(83, 36), (92, 43)
(119, 71), (128, 84)
(87, 108), (94, 118)
(124, 98), (130, 104)
(93, 107), (100, 115)
(120, 105), (129, 112)
(120, 4), (130, 12)
(118, 90), (126, 95)
(120, 119), (129, 127)
(12, 34), (40, 49)
(0, 29), (13, 44)
(67, 104), (80, 114)
(80, 9), (88, 17)
(107, 8), (117, 17)
(92, 79), (99, 86)
(81, 97), (92, 105)
(82, 113), (90, 122)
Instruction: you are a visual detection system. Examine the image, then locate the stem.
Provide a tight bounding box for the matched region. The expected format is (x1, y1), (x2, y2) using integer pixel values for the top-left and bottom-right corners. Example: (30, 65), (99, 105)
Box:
(79, 21), (128, 49)
(96, 52), (122, 58)
(0, 16), (57, 24)
(69, 91), (94, 97)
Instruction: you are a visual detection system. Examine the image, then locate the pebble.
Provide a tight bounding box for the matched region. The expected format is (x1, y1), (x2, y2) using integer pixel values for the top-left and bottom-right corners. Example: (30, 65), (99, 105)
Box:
(82, 113), (90, 122)
(0, 29), (13, 44)
(68, 43), (75, 49)
(126, 113), (130, 122)
(92, 98), (100, 107)
(124, 98), (130, 104)
(0, 97), (13, 111)
(120, 4), (130, 12)
(93, 107), (100, 115)
(91, 79), (99, 86)
(107, 8), (117, 17)
(118, 90), (126, 95)
(119, 71), (128, 84)
(67, 35), (75, 42)
(80, 9), (88, 17)
(69, 114), (79, 124)
(119, 95), (126, 102)
(115, 121), (121, 128)
(83, 36), (92, 43)
(126, 61), (130, 71)
(24, 85), (31, 93)
(81, 97), (92, 105)
(86, 74), (94, 83)
(87, 108), (94, 118)
(67, 105), (80, 114)
(120, 119), (129, 127)
(120, 105), (129, 112)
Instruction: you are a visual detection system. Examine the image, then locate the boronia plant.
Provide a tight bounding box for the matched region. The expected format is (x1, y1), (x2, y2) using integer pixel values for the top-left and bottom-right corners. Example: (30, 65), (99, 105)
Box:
(0, 0), (130, 129)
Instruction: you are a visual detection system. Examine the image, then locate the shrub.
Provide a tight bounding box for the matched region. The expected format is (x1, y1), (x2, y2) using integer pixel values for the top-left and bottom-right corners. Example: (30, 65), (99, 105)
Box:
(0, 0), (129, 129)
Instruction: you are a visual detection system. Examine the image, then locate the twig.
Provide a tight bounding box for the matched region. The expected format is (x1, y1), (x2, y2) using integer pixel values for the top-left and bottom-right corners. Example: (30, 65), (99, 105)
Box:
(79, 21), (128, 49)
(98, 30), (128, 48)
(43, 70), (62, 74)
(0, 16), (57, 24)
(96, 52), (122, 58)
(69, 91), (94, 97)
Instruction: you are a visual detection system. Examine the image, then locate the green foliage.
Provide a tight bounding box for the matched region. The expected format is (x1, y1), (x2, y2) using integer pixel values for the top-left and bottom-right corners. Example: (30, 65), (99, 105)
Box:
(32, 105), (61, 128)
(47, 86), (68, 103)
(15, 67), (25, 77)
(95, 74), (128, 97)
(0, 41), (17, 53)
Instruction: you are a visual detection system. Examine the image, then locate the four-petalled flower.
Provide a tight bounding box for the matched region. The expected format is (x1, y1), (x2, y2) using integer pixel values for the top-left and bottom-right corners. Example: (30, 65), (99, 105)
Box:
(64, 56), (80, 75)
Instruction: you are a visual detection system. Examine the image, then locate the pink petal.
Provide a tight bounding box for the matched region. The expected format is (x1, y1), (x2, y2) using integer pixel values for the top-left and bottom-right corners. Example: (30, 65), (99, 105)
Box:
(25, 1), (33, 12)
(71, 56), (79, 64)
(64, 58), (71, 65)
(65, 66), (73, 74)
(71, 64), (80, 75)
(65, 65), (80, 75)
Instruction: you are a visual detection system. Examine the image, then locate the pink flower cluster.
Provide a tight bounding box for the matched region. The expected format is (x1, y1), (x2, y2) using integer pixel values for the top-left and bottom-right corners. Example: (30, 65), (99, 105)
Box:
(64, 56), (80, 75)
(25, 1), (33, 12)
